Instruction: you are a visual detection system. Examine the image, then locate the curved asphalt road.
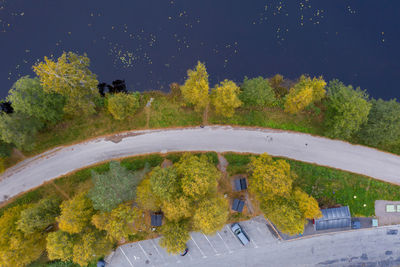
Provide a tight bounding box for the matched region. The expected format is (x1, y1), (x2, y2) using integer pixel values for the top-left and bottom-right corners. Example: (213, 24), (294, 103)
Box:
(1, 125), (400, 203)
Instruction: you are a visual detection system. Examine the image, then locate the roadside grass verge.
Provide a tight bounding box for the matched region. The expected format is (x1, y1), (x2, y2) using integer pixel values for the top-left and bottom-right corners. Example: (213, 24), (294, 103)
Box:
(223, 153), (400, 217)
(209, 107), (324, 135)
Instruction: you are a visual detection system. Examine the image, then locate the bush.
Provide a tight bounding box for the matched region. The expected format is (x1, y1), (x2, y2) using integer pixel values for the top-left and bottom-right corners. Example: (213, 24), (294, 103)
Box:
(240, 76), (276, 108)
(107, 92), (140, 120)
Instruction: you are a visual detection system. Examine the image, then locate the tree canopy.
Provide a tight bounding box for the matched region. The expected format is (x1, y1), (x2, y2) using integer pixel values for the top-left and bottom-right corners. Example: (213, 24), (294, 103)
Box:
(46, 231), (76, 262)
(159, 220), (190, 254)
(192, 197), (228, 235)
(17, 198), (60, 234)
(89, 161), (148, 212)
(324, 79), (371, 139)
(284, 75), (326, 114)
(150, 166), (180, 202)
(107, 92), (140, 121)
(57, 192), (95, 234)
(0, 113), (43, 151)
(33, 52), (99, 116)
(92, 204), (143, 241)
(240, 76), (276, 107)
(249, 153), (294, 200)
(175, 153), (220, 200)
(211, 79), (242, 118)
(180, 61), (210, 112)
(0, 205), (46, 266)
(357, 98), (400, 147)
(7, 76), (65, 124)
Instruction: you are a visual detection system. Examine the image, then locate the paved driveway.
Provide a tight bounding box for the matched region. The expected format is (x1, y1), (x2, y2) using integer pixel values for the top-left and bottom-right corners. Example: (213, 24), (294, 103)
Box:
(2, 126), (400, 202)
(108, 217), (400, 267)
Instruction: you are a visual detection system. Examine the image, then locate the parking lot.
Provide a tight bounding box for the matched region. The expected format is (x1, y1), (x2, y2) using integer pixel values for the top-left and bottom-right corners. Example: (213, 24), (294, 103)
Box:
(107, 216), (278, 267)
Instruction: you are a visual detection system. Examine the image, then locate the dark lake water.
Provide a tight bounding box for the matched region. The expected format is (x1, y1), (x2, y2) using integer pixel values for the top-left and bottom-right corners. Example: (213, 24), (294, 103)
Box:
(1, 0), (399, 99)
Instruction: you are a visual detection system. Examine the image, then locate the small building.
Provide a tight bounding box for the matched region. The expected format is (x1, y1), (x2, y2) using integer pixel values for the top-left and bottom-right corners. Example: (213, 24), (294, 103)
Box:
(232, 199), (245, 212)
(151, 213), (163, 227)
(314, 206), (351, 231)
(234, 177), (247, 191)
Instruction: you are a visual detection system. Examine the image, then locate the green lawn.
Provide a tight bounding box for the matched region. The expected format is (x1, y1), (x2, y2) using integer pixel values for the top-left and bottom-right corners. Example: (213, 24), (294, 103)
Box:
(223, 153), (400, 217)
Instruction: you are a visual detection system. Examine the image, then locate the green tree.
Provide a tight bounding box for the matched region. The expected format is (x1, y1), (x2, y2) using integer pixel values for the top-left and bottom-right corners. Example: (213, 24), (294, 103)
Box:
(357, 98), (400, 147)
(0, 205), (46, 266)
(72, 229), (113, 266)
(180, 61), (209, 112)
(150, 166), (179, 202)
(89, 161), (148, 212)
(192, 197), (228, 235)
(0, 141), (12, 158)
(325, 79), (371, 139)
(240, 76), (276, 107)
(46, 231), (76, 261)
(33, 52), (99, 116)
(57, 192), (95, 234)
(175, 154), (220, 200)
(159, 220), (190, 254)
(0, 113), (43, 151)
(17, 198), (61, 234)
(261, 196), (305, 235)
(92, 204), (143, 241)
(107, 92), (140, 121)
(211, 79), (242, 118)
(249, 153), (294, 200)
(136, 177), (162, 211)
(7, 76), (65, 124)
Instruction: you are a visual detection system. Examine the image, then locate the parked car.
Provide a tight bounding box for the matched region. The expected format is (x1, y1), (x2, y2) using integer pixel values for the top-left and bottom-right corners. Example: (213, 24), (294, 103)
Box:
(180, 247), (189, 256)
(231, 223), (250, 246)
(387, 229), (398, 235)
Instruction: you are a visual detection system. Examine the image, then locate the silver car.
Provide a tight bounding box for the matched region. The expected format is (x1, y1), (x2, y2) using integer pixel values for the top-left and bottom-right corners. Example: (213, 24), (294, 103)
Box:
(231, 223), (250, 246)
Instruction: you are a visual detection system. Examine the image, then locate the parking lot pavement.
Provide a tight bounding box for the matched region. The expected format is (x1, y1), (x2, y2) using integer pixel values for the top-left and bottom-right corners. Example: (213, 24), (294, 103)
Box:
(107, 216), (278, 267)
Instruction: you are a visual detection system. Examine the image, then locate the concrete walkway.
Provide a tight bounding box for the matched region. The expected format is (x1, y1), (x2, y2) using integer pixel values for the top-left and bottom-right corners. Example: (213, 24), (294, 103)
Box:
(1, 125), (400, 203)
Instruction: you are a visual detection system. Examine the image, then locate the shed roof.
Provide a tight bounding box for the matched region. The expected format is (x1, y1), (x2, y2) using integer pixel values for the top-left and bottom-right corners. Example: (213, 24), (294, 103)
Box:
(232, 199), (245, 212)
(234, 178), (247, 191)
(315, 206), (351, 231)
(151, 213), (163, 227)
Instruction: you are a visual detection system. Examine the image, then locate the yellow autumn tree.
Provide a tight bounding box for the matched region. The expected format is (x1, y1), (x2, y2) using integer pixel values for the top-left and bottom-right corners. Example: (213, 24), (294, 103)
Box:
(249, 153), (294, 200)
(175, 153), (220, 200)
(72, 229), (113, 266)
(0, 205), (46, 267)
(261, 196), (306, 235)
(284, 75), (326, 114)
(107, 92), (140, 121)
(46, 231), (76, 261)
(92, 204), (143, 241)
(159, 220), (190, 254)
(162, 195), (193, 221)
(33, 52), (99, 116)
(57, 192), (95, 234)
(136, 177), (162, 211)
(293, 188), (322, 219)
(211, 79), (242, 118)
(180, 61), (210, 112)
(192, 197), (228, 235)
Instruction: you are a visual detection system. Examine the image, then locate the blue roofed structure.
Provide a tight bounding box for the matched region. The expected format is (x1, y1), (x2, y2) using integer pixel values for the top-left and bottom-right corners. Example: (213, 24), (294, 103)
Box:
(234, 177), (247, 191)
(151, 213), (163, 227)
(314, 206), (351, 231)
(232, 199), (245, 212)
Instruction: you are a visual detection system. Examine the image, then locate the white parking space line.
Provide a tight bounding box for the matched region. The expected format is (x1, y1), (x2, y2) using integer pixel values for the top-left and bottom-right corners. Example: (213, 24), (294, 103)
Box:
(217, 232), (233, 254)
(120, 247), (134, 267)
(138, 243), (154, 266)
(191, 236), (207, 258)
(150, 239), (165, 261)
(202, 232), (220, 255)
